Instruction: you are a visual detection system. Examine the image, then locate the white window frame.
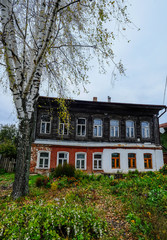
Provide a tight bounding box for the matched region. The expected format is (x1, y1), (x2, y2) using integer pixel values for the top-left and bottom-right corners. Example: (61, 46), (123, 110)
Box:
(126, 120), (135, 138)
(75, 152), (87, 170)
(93, 119), (103, 137)
(40, 116), (51, 134)
(58, 119), (69, 135)
(76, 118), (86, 136)
(57, 152), (69, 166)
(93, 153), (102, 170)
(110, 120), (119, 137)
(37, 151), (50, 169)
(141, 121), (150, 138)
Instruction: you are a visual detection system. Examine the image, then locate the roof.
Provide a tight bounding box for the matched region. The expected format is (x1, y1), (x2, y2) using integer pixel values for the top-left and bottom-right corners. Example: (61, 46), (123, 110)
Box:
(37, 96), (166, 116)
(159, 123), (167, 128)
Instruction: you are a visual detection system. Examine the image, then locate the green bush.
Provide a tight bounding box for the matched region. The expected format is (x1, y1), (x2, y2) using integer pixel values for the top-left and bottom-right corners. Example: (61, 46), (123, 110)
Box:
(159, 164), (167, 175)
(0, 202), (107, 239)
(52, 163), (75, 178)
(35, 176), (50, 188)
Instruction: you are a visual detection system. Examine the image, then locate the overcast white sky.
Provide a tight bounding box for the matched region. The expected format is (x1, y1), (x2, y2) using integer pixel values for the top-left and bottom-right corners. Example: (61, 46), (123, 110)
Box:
(0, 0), (167, 125)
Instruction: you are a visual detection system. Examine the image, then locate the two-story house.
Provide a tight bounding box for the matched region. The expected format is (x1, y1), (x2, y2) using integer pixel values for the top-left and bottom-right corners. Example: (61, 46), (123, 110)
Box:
(30, 96), (165, 174)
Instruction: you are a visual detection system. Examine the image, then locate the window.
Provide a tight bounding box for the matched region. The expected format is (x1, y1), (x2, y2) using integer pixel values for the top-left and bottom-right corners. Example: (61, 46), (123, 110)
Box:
(59, 119), (69, 135)
(38, 151), (50, 169)
(93, 119), (102, 137)
(93, 153), (102, 170)
(111, 153), (120, 168)
(110, 120), (119, 137)
(76, 118), (86, 136)
(57, 152), (68, 166)
(141, 122), (150, 138)
(144, 153), (152, 169)
(128, 153), (136, 168)
(40, 115), (51, 134)
(126, 120), (135, 138)
(75, 153), (86, 170)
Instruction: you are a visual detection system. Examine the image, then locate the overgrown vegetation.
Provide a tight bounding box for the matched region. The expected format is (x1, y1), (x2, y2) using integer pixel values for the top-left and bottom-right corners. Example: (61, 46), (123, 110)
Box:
(0, 124), (18, 158)
(0, 167), (167, 239)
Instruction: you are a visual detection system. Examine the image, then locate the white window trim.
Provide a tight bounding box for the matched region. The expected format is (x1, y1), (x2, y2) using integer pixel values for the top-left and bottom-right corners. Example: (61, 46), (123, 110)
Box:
(76, 118), (86, 137)
(93, 119), (103, 137)
(110, 120), (119, 137)
(75, 152), (87, 170)
(93, 152), (103, 170)
(37, 150), (51, 169)
(57, 151), (69, 166)
(126, 120), (135, 138)
(141, 121), (150, 138)
(58, 119), (69, 135)
(40, 119), (51, 134)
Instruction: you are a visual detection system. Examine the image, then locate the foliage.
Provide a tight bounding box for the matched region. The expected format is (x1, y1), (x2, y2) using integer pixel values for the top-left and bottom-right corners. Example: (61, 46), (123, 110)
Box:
(160, 131), (167, 151)
(0, 125), (18, 158)
(35, 176), (51, 188)
(0, 202), (107, 240)
(0, 125), (18, 143)
(51, 163), (76, 178)
(159, 164), (167, 174)
(51, 176), (79, 190)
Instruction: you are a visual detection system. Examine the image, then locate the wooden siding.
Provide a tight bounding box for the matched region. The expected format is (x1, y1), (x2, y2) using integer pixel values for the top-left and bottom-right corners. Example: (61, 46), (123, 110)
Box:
(34, 97), (164, 145)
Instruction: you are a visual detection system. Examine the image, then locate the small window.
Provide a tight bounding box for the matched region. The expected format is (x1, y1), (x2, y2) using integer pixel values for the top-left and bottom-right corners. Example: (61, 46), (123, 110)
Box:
(126, 120), (135, 138)
(110, 120), (119, 137)
(38, 152), (50, 169)
(141, 122), (150, 138)
(57, 152), (68, 166)
(128, 153), (136, 168)
(144, 153), (152, 169)
(76, 118), (86, 136)
(59, 119), (69, 135)
(40, 115), (51, 134)
(111, 153), (120, 168)
(75, 153), (86, 170)
(93, 119), (102, 137)
(93, 153), (102, 170)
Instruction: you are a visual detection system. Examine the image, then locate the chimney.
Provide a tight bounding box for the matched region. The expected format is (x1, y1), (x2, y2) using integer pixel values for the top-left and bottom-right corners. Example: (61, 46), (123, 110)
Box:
(93, 97), (97, 102)
(108, 96), (111, 102)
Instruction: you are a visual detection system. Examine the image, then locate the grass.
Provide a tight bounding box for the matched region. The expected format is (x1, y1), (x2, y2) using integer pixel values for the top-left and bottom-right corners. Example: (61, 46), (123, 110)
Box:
(0, 170), (167, 239)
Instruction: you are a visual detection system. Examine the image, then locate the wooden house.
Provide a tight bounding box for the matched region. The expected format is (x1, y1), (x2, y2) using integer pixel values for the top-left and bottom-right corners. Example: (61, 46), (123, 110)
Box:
(30, 96), (165, 174)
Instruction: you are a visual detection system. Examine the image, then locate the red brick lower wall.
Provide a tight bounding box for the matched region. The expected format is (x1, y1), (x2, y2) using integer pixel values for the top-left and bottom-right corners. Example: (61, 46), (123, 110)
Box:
(30, 144), (104, 174)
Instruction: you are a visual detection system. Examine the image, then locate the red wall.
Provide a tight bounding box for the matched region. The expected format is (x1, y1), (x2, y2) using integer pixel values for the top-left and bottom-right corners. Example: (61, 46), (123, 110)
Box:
(31, 144), (104, 173)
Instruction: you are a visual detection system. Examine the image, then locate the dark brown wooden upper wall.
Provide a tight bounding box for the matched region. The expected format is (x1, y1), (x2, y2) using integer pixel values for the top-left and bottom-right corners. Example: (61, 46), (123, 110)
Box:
(34, 97), (165, 145)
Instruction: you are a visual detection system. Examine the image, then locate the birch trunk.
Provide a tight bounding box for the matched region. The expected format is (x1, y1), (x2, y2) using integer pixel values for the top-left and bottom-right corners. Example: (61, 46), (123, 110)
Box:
(11, 117), (34, 199)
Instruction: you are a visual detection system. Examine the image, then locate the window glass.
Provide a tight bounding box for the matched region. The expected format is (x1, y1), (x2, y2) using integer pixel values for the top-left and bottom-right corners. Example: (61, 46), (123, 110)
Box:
(93, 153), (102, 170)
(141, 122), (150, 138)
(126, 120), (134, 138)
(110, 120), (119, 137)
(111, 153), (120, 168)
(128, 153), (136, 168)
(77, 119), (86, 136)
(58, 152), (68, 166)
(38, 152), (49, 168)
(40, 115), (51, 134)
(76, 153), (86, 169)
(93, 119), (102, 137)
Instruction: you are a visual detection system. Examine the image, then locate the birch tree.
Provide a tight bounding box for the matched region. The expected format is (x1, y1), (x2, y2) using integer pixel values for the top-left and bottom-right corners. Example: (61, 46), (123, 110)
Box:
(0, 0), (129, 198)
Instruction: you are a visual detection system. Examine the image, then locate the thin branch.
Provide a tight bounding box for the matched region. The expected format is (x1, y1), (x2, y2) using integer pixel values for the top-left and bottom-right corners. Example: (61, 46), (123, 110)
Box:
(57, 0), (80, 13)
(0, 62), (7, 67)
(51, 44), (97, 49)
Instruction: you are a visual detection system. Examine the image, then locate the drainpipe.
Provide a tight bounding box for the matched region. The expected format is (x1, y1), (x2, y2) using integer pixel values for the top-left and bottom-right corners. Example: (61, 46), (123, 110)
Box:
(158, 107), (167, 119)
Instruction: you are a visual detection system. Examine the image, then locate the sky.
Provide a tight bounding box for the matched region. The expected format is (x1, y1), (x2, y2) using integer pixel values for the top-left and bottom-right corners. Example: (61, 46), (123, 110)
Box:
(0, 0), (167, 125)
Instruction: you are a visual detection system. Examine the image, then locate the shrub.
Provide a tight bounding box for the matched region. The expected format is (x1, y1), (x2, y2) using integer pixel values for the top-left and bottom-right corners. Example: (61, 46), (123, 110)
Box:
(0, 202), (107, 239)
(35, 176), (50, 188)
(52, 163), (75, 178)
(159, 164), (167, 175)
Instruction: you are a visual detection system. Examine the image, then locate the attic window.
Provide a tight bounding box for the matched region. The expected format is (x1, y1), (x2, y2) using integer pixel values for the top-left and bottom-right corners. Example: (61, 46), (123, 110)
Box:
(40, 115), (51, 134)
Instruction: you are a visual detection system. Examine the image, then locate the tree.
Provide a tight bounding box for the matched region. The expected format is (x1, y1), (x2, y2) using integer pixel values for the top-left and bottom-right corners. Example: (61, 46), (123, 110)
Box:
(0, 0), (129, 198)
(0, 124), (17, 158)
